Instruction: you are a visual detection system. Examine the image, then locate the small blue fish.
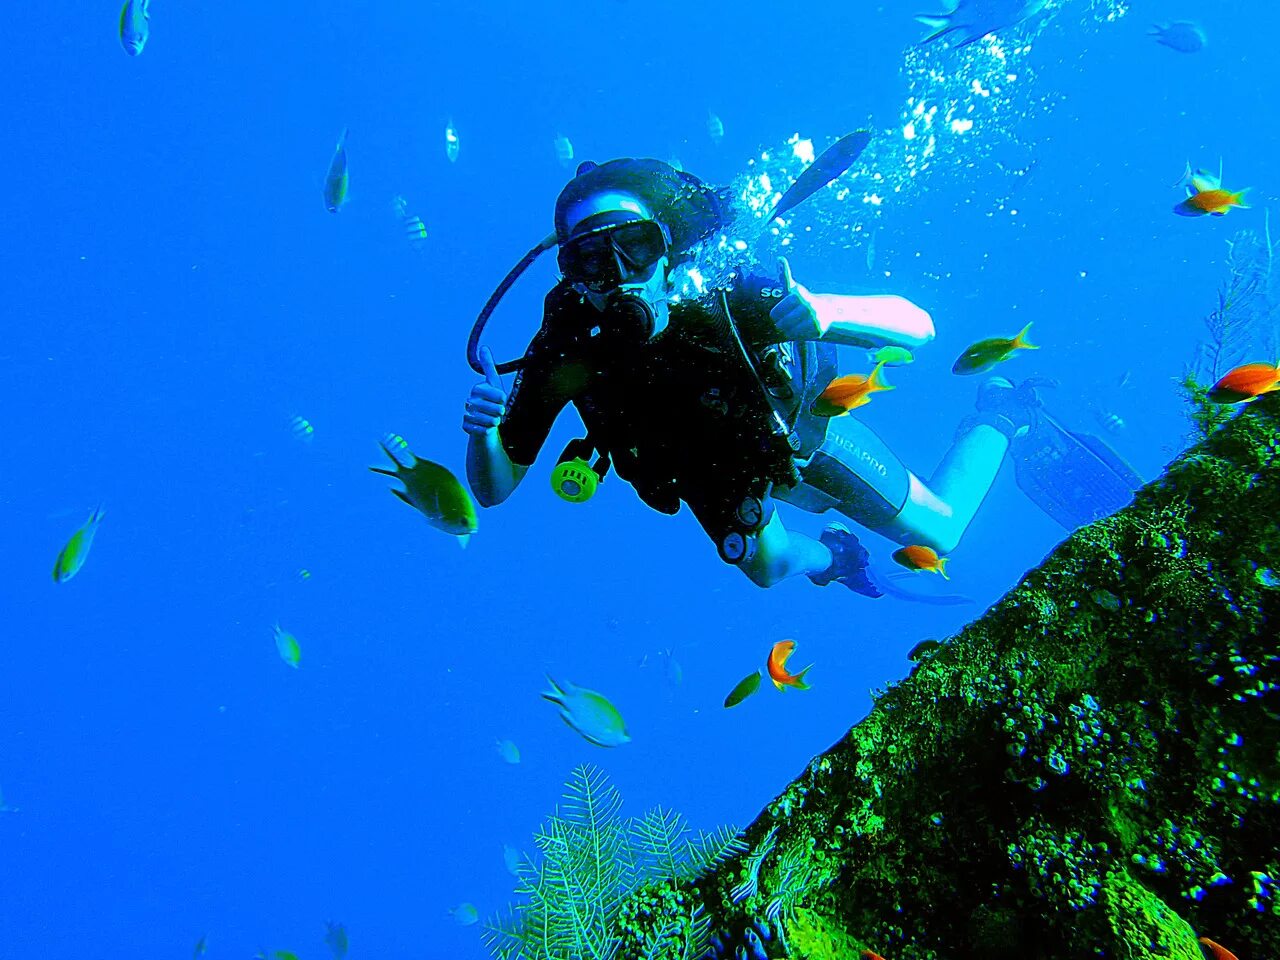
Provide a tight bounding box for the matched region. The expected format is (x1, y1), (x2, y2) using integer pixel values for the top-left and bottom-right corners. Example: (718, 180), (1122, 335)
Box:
(323, 129), (349, 213)
(1149, 21), (1206, 53)
(392, 196), (428, 250)
(324, 920), (348, 960)
(1093, 409), (1125, 434)
(445, 118), (460, 163)
(495, 738), (521, 764)
(502, 844), (522, 877)
(450, 902), (479, 926)
(707, 110), (724, 145)
(916, 0), (1047, 48)
(553, 134), (574, 168)
(542, 676), (630, 747)
(289, 415), (314, 443)
(660, 648), (683, 687)
(119, 0), (150, 56)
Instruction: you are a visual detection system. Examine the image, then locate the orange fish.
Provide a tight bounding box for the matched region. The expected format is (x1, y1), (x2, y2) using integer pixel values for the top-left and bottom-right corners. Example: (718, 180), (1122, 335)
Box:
(766, 640), (812, 691)
(1175, 165), (1250, 217)
(1197, 937), (1239, 960)
(1208, 361), (1280, 403)
(892, 544), (949, 578)
(860, 952), (888, 960)
(952, 322), (1037, 375)
(811, 361), (893, 417)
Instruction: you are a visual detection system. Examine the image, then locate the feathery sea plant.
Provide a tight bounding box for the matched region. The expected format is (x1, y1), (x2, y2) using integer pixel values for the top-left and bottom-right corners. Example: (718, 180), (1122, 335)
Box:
(482, 765), (742, 960)
(730, 825), (778, 904)
(1183, 210), (1277, 438)
(762, 839), (829, 927)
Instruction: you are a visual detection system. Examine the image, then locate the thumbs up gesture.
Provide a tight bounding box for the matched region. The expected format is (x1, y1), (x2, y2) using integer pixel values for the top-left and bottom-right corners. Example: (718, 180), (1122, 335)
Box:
(463, 346), (508, 437)
(768, 256), (823, 341)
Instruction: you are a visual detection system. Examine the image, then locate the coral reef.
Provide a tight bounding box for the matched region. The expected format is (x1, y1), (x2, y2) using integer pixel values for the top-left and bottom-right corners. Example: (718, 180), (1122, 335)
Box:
(615, 391), (1280, 958)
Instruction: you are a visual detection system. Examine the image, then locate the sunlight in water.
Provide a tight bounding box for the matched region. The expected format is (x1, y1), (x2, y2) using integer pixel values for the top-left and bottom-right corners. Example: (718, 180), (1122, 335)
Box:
(718, 0), (1129, 270)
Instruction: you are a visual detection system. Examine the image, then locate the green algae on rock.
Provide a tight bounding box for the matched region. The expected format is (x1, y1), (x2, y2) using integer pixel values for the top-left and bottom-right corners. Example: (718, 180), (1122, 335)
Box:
(619, 393), (1280, 958)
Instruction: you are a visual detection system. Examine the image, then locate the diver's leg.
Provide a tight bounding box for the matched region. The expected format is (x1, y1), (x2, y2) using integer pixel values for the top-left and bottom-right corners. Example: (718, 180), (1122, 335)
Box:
(875, 421), (1008, 554)
(878, 376), (1042, 551)
(793, 401), (1016, 557)
(685, 490), (831, 588)
(738, 512), (832, 588)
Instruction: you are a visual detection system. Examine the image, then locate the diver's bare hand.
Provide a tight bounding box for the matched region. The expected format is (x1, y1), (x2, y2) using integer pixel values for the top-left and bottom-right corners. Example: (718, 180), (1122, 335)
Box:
(463, 346), (507, 436)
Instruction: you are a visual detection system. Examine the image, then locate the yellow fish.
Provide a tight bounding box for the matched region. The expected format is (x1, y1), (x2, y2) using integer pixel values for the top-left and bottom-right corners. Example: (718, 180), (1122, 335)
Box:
(53, 507), (105, 583)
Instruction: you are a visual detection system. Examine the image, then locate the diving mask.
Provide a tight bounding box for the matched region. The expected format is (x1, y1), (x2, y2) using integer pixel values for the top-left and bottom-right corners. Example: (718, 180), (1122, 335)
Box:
(557, 218), (670, 293)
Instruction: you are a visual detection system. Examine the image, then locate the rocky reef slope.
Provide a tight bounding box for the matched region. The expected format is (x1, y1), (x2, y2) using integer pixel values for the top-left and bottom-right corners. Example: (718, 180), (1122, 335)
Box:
(622, 395), (1280, 960)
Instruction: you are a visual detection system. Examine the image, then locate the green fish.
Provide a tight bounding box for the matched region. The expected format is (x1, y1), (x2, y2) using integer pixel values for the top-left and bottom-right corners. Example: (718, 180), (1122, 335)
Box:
(119, 0), (150, 56)
(867, 345), (915, 367)
(193, 934), (208, 958)
(370, 435), (478, 547)
(323, 128), (349, 213)
(273, 623), (301, 668)
(723, 670), (763, 708)
(951, 321), (1037, 376)
(53, 507), (105, 583)
(542, 676), (630, 747)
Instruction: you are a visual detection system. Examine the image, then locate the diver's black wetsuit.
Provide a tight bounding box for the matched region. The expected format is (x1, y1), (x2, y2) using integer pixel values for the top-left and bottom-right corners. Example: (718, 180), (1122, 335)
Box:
(499, 269), (910, 561)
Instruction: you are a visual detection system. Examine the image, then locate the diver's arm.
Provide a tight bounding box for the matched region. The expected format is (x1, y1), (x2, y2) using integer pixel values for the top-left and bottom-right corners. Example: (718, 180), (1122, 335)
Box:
(810, 291), (936, 349)
(466, 428), (529, 507)
(767, 258), (935, 349)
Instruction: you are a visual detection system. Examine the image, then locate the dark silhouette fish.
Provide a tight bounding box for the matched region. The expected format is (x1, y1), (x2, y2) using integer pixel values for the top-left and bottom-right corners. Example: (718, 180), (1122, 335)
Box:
(766, 131), (871, 222)
(1149, 20), (1206, 53)
(916, 0), (1048, 48)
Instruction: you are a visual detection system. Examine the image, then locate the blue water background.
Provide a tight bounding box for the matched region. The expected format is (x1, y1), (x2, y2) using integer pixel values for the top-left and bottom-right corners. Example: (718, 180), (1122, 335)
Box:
(2, 1), (1275, 955)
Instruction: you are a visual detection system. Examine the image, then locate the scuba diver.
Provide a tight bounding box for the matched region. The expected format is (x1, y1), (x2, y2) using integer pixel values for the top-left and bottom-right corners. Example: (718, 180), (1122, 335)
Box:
(462, 153), (1141, 598)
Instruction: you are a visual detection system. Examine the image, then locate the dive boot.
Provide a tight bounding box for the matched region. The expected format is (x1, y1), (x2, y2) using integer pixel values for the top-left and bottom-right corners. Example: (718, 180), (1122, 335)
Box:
(961, 375), (1052, 440)
(809, 522), (883, 598)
